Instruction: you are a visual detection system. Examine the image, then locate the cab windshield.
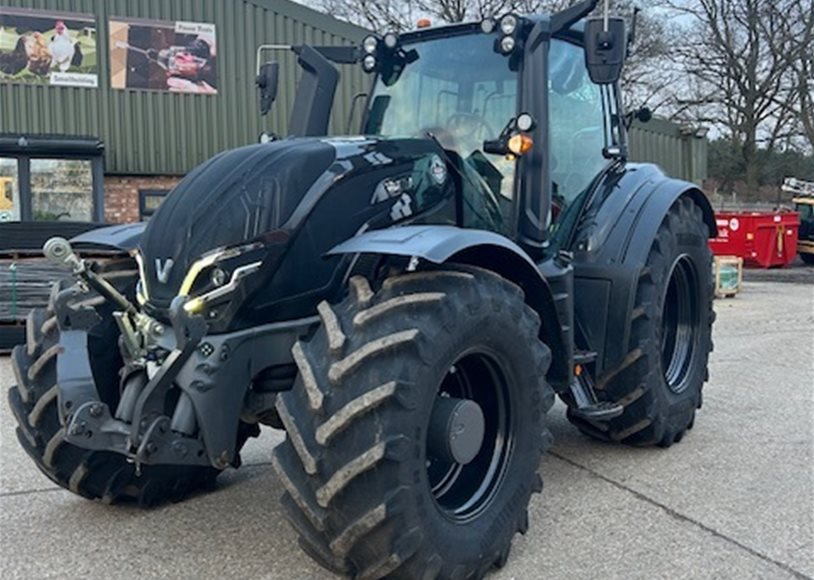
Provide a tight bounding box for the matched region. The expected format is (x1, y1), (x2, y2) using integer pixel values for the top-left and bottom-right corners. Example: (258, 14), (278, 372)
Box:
(363, 32), (518, 226)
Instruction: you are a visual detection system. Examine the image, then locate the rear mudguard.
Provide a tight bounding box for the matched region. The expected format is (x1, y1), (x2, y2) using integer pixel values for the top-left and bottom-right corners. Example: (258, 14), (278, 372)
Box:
(329, 225), (573, 388)
(571, 163), (715, 378)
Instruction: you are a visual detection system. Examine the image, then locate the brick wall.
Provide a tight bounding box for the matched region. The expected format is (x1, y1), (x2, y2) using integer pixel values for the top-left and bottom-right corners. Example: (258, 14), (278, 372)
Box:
(103, 175), (182, 223)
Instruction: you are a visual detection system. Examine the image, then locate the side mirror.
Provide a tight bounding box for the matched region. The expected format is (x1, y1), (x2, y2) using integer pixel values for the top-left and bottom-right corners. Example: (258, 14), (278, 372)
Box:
(256, 61), (279, 116)
(584, 17), (626, 84)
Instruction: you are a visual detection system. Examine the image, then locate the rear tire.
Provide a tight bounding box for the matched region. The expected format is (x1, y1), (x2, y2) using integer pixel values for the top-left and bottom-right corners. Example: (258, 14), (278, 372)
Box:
(799, 252), (814, 265)
(272, 266), (554, 579)
(8, 280), (256, 505)
(568, 196), (714, 447)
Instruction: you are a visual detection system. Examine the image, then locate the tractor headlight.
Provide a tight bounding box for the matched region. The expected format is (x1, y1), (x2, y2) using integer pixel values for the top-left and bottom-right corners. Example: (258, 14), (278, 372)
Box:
(362, 35), (378, 54)
(362, 54), (377, 73)
(178, 241), (269, 313)
(499, 14), (518, 35)
(499, 35), (516, 54)
(134, 250), (149, 305)
(383, 32), (399, 49)
(480, 18), (496, 34)
(210, 267), (228, 287)
(182, 259), (262, 314)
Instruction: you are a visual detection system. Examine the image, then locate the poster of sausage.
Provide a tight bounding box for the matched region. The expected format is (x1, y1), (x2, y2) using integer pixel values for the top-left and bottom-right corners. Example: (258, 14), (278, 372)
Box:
(0, 7), (98, 87)
(109, 18), (217, 94)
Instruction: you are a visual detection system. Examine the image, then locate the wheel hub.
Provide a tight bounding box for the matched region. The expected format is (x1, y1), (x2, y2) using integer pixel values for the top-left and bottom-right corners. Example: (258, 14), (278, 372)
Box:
(426, 350), (512, 521)
(661, 255), (700, 394)
(427, 397), (485, 465)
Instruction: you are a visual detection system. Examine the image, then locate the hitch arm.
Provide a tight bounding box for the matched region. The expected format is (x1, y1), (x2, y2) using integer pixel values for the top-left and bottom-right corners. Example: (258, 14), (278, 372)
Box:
(43, 237), (137, 316)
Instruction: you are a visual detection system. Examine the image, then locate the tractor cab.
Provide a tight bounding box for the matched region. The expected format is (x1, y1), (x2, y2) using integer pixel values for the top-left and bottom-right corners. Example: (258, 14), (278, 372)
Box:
(357, 14), (625, 253)
(258, 1), (629, 257)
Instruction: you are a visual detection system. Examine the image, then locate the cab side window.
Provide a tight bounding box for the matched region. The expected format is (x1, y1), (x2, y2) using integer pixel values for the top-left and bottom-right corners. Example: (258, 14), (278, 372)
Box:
(548, 39), (607, 224)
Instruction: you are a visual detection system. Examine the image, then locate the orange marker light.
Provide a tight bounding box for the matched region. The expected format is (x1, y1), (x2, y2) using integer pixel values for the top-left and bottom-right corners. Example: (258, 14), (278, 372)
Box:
(416, 18), (432, 28)
(508, 133), (534, 156)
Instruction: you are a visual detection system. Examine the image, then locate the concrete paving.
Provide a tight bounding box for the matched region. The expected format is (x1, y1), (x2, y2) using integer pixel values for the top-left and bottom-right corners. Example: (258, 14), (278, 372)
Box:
(0, 280), (812, 580)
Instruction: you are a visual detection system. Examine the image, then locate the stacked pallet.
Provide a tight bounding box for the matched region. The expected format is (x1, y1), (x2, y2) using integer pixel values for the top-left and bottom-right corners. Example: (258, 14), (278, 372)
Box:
(0, 257), (71, 321)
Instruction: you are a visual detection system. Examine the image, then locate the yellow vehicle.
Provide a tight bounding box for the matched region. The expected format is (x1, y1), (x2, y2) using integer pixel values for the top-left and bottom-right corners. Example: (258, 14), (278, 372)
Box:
(0, 176), (16, 221)
(783, 178), (814, 264)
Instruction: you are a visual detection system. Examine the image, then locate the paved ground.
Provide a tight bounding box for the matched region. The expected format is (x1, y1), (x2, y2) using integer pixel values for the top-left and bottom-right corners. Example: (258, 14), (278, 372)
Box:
(744, 256), (814, 285)
(0, 280), (812, 580)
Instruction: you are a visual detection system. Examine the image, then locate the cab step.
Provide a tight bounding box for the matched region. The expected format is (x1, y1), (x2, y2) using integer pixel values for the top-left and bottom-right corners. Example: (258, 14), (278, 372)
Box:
(569, 356), (623, 422)
(569, 400), (623, 421)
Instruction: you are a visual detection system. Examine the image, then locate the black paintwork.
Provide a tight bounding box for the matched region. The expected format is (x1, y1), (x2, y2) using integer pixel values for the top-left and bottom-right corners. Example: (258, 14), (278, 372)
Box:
(287, 46), (339, 137)
(139, 136), (467, 331)
(43, 9), (719, 472)
(71, 223), (146, 253)
(569, 162), (715, 377)
(134, 20), (715, 388)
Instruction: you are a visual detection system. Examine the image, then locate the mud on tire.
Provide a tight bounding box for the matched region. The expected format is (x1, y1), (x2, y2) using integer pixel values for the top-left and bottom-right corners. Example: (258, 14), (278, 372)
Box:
(8, 277), (251, 506)
(272, 265), (555, 579)
(568, 196), (714, 446)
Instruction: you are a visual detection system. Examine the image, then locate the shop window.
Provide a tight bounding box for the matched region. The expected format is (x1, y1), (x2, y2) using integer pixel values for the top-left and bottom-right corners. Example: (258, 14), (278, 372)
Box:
(0, 158), (21, 222)
(139, 189), (170, 220)
(30, 159), (94, 221)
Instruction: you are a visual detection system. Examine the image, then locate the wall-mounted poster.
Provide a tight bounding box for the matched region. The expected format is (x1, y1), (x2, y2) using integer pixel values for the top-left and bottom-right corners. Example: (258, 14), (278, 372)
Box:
(109, 19), (217, 94)
(0, 7), (98, 87)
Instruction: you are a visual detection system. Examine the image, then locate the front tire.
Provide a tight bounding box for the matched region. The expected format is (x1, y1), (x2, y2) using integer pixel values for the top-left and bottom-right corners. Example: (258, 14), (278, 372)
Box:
(568, 196), (714, 446)
(272, 266), (554, 579)
(8, 280), (256, 505)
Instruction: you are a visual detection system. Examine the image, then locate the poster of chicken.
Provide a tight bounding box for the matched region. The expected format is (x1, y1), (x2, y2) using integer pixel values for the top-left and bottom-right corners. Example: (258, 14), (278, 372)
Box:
(0, 8), (98, 88)
(109, 19), (217, 94)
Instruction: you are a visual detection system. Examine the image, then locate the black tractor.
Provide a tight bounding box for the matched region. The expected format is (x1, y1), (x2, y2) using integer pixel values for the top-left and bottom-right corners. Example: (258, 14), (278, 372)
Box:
(8, 1), (715, 578)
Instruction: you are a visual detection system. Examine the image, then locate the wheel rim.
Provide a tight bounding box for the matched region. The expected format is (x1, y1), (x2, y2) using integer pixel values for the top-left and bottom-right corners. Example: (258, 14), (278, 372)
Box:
(661, 255), (700, 394)
(426, 350), (512, 522)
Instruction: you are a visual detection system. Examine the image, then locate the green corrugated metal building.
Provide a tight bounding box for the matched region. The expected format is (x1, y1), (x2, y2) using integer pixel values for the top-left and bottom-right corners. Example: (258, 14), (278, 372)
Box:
(0, 0), (367, 224)
(0, 2), (706, 228)
(629, 118), (708, 187)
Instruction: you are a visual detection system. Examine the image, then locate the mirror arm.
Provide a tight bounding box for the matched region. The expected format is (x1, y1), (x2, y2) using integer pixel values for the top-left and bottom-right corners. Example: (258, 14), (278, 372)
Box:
(483, 139), (509, 155)
(551, 0), (600, 34)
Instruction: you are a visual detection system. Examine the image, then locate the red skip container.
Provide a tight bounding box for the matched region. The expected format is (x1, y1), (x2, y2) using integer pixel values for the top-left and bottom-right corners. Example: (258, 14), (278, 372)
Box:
(709, 211), (800, 268)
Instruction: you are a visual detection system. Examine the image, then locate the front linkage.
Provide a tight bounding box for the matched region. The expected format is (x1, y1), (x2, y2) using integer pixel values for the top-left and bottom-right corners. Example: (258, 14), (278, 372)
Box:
(43, 237), (310, 473)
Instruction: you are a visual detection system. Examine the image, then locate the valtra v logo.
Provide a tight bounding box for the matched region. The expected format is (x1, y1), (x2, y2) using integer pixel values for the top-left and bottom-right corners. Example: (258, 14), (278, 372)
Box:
(155, 258), (174, 283)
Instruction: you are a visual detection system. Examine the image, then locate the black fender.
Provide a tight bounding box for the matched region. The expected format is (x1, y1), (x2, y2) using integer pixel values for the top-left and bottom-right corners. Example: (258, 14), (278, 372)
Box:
(70, 223), (145, 253)
(329, 225), (571, 386)
(572, 163), (715, 378)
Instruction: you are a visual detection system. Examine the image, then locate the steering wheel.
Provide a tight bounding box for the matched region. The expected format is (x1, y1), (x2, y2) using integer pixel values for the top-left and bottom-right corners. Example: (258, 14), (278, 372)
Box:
(446, 113), (496, 145)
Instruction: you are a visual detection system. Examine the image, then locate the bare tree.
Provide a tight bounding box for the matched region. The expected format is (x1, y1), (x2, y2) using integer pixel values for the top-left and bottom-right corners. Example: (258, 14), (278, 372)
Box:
(780, 1), (814, 151)
(304, 0), (418, 32)
(665, 0), (810, 190)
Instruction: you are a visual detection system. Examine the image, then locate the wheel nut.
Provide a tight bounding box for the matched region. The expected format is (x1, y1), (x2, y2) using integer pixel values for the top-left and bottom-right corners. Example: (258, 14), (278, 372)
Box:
(89, 403), (103, 418)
